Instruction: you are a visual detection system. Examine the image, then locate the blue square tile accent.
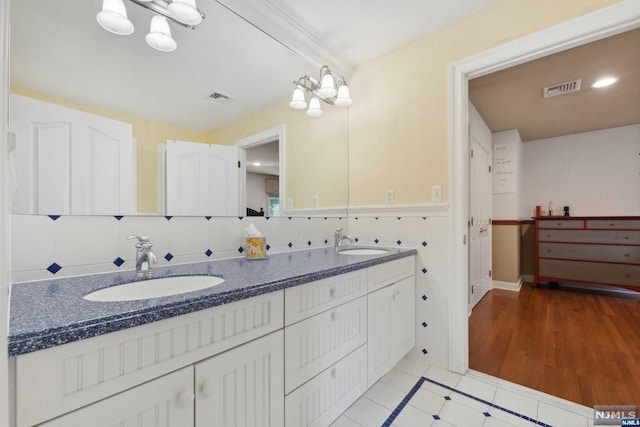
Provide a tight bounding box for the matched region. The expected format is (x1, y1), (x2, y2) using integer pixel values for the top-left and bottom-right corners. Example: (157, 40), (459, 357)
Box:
(421, 295), (428, 300)
(205, 249), (213, 257)
(288, 242), (293, 248)
(47, 262), (62, 274)
(433, 415), (440, 420)
(374, 238), (379, 244)
(266, 244), (271, 251)
(422, 268), (428, 274)
(354, 217), (359, 220)
(354, 237), (359, 243)
(444, 396), (451, 400)
(113, 257), (125, 267)
(324, 240), (328, 245)
(265, 216), (270, 220)
(164, 216), (173, 220)
(238, 247), (244, 253)
(164, 253), (173, 261)
(422, 216), (427, 220)
(48, 215), (61, 221)
(375, 217), (379, 220)
(114, 216), (124, 221)
(422, 348), (428, 354)
(483, 412), (491, 417)
(288, 217), (292, 220)
(396, 240), (402, 245)
(397, 217), (402, 220)
(307, 241), (312, 246)
(205, 216), (212, 220)
(422, 241), (428, 247)
(238, 216), (244, 220)
(422, 322), (428, 327)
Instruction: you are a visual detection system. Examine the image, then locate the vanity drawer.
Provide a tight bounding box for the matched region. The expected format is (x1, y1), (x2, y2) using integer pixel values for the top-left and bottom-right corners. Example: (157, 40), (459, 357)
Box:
(586, 219), (640, 230)
(539, 259), (640, 287)
(284, 269), (367, 326)
(15, 291), (284, 427)
(537, 219), (584, 229)
(538, 229), (640, 245)
(539, 243), (640, 264)
(285, 345), (367, 427)
(284, 296), (367, 394)
(367, 256), (415, 293)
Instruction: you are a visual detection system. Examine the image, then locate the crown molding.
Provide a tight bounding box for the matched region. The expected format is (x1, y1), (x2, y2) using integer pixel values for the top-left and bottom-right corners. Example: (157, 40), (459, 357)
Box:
(215, 0), (353, 78)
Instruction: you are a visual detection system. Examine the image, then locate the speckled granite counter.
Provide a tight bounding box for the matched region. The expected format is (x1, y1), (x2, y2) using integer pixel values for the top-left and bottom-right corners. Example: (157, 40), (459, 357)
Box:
(9, 246), (416, 356)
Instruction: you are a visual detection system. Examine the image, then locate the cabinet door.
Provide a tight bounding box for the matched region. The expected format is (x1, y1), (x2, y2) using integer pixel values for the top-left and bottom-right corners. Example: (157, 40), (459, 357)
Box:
(367, 276), (416, 387)
(195, 330), (284, 427)
(38, 367), (194, 427)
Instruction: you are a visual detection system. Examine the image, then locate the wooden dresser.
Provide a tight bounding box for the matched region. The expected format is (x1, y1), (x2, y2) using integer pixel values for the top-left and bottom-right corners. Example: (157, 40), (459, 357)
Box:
(534, 216), (640, 291)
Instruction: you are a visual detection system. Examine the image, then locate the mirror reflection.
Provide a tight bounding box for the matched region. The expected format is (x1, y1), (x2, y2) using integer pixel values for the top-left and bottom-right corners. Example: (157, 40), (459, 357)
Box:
(9, 0), (349, 217)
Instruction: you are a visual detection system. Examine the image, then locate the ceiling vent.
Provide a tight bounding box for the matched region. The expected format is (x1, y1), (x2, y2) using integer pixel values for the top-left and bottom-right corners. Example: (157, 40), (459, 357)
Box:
(543, 79), (581, 98)
(206, 90), (231, 103)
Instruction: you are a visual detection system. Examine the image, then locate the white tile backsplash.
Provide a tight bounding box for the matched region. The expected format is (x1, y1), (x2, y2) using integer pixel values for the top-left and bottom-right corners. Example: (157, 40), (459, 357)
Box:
(54, 216), (118, 267)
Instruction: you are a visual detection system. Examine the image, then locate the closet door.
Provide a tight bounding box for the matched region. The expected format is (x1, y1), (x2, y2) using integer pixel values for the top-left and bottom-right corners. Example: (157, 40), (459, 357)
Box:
(9, 94), (136, 215)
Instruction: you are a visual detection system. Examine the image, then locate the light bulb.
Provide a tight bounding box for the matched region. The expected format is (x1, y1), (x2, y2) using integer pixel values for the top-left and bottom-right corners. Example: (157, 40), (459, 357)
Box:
(306, 97), (323, 117)
(146, 16), (177, 52)
(97, 0), (134, 35)
(591, 77), (618, 88)
(289, 87), (307, 110)
(168, 0), (202, 26)
(334, 84), (352, 107)
(318, 73), (337, 98)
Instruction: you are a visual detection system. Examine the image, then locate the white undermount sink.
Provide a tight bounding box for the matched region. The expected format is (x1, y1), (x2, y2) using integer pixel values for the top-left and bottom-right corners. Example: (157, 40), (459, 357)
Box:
(338, 248), (389, 256)
(84, 275), (225, 302)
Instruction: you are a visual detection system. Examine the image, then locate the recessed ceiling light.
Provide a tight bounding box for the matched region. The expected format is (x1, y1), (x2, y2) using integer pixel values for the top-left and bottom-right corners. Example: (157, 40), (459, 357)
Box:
(253, 162), (262, 167)
(591, 77), (618, 88)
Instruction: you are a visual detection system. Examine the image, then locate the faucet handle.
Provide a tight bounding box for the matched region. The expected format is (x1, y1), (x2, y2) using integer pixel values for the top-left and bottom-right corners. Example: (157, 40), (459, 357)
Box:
(335, 228), (344, 236)
(128, 235), (150, 243)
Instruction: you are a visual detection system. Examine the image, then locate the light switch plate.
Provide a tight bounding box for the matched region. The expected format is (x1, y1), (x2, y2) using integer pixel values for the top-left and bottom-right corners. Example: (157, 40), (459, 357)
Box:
(431, 186), (442, 203)
(385, 189), (394, 205)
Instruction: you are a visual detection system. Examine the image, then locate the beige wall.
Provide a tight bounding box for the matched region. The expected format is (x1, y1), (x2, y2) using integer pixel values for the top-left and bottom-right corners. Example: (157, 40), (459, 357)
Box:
(206, 99), (349, 210)
(347, 0), (622, 206)
(520, 222), (536, 277)
(10, 86), (206, 213)
(492, 224), (520, 283)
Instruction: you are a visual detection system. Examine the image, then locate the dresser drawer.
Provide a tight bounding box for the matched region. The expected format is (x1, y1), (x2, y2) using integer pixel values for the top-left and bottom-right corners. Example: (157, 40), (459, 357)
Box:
(537, 219), (584, 229)
(285, 345), (367, 427)
(367, 256), (415, 293)
(284, 269), (367, 326)
(586, 219), (640, 230)
(284, 296), (367, 394)
(539, 259), (640, 288)
(538, 229), (640, 245)
(539, 243), (640, 264)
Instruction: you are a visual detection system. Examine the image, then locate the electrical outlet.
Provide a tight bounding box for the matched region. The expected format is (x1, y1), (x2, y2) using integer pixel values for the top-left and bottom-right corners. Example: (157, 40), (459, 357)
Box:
(385, 189), (394, 205)
(312, 195), (319, 208)
(287, 198), (293, 209)
(431, 185), (442, 203)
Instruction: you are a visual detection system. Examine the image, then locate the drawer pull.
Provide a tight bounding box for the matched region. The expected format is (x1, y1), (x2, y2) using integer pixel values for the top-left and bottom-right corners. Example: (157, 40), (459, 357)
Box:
(331, 368), (338, 379)
(610, 223), (615, 227)
(392, 291), (400, 301)
(200, 381), (215, 398)
(626, 274), (631, 278)
(547, 249), (552, 253)
(329, 287), (336, 298)
(330, 310), (338, 321)
(625, 253), (630, 257)
(624, 236), (630, 240)
(557, 222), (562, 226)
(546, 234), (551, 238)
(177, 390), (194, 407)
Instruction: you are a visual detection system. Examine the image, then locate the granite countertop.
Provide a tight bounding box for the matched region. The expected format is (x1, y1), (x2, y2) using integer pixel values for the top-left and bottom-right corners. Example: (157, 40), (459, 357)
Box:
(9, 246), (416, 356)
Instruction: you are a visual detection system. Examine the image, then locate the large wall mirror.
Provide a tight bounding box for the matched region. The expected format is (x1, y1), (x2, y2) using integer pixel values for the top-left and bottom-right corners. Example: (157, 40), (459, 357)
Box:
(9, 0), (349, 217)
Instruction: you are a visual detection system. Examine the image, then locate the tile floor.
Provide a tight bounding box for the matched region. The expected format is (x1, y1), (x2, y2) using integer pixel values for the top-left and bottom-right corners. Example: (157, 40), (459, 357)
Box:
(331, 356), (597, 427)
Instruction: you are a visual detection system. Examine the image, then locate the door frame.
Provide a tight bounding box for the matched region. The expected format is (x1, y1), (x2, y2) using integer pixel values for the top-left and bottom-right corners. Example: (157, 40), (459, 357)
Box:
(448, 1), (640, 374)
(234, 125), (285, 216)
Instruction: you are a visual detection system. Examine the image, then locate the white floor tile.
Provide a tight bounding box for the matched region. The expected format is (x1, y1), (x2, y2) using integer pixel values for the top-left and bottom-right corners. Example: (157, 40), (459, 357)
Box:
(342, 397), (392, 427)
(421, 379), (454, 397)
(456, 376), (497, 403)
(408, 387), (446, 415)
(538, 402), (589, 427)
(330, 415), (363, 427)
(483, 416), (518, 427)
(379, 368), (421, 393)
(393, 404), (434, 427)
(364, 381), (407, 410)
(394, 355), (431, 377)
(438, 400), (488, 427)
(424, 365), (462, 388)
(492, 387), (538, 420)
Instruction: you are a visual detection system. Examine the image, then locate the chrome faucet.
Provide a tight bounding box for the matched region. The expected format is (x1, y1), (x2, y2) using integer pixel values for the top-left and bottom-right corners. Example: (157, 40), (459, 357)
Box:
(334, 228), (354, 251)
(128, 235), (157, 278)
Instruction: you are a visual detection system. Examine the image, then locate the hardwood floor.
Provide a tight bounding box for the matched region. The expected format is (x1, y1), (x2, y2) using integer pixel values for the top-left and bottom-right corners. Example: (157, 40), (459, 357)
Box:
(469, 284), (640, 408)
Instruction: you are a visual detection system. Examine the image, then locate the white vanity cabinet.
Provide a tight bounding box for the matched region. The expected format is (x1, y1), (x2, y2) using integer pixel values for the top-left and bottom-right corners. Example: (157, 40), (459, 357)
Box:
(367, 276), (416, 387)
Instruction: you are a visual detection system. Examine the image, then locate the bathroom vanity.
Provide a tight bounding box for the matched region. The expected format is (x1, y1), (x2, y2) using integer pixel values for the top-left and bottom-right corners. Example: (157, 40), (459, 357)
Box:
(9, 247), (416, 427)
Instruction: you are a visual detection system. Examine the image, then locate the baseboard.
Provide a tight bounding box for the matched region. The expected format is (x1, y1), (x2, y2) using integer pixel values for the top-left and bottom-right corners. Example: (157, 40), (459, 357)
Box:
(492, 278), (522, 292)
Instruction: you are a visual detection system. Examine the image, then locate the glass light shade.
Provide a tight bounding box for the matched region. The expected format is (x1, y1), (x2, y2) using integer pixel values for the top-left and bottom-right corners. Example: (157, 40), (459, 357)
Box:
(145, 16), (177, 52)
(289, 87), (307, 110)
(97, 0), (134, 35)
(591, 77), (618, 88)
(334, 84), (352, 107)
(168, 0), (202, 26)
(306, 97), (323, 117)
(318, 73), (337, 98)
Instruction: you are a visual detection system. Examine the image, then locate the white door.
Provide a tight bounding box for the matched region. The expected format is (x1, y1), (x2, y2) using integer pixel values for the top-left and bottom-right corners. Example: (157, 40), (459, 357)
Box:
(195, 331), (284, 427)
(165, 140), (239, 216)
(9, 94), (136, 215)
(469, 103), (493, 309)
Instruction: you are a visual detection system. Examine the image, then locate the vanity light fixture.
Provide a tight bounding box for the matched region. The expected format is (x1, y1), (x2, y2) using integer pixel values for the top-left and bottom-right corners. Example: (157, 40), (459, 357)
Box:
(591, 76), (618, 88)
(96, 0), (205, 52)
(289, 65), (352, 118)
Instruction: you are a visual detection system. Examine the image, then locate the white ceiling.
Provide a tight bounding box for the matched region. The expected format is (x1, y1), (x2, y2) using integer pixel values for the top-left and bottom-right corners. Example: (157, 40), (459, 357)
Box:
(10, 0), (492, 133)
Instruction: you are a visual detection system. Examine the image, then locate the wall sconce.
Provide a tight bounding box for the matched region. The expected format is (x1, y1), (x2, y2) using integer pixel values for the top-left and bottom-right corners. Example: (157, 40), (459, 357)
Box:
(97, 0), (205, 52)
(289, 66), (352, 117)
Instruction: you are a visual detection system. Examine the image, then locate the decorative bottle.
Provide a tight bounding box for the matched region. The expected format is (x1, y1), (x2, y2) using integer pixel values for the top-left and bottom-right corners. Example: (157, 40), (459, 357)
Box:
(548, 201), (554, 216)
